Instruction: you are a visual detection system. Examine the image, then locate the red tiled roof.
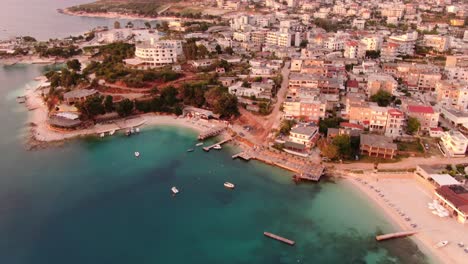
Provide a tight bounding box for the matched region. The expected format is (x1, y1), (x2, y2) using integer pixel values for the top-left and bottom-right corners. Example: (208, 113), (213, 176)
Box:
(347, 80), (359, 88)
(346, 40), (359, 46)
(340, 122), (364, 130)
(431, 127), (444, 132)
(388, 109), (404, 116)
(436, 186), (468, 215)
(407, 105), (434, 114)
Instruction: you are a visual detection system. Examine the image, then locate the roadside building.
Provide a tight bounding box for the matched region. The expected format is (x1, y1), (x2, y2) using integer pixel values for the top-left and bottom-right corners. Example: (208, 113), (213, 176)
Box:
(435, 185), (468, 224)
(440, 130), (468, 157)
(360, 134), (398, 159)
(125, 39), (182, 69)
(366, 74), (397, 97)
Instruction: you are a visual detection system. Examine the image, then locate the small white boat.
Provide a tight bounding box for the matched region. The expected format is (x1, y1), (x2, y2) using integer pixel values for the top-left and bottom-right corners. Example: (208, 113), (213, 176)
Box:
(435, 241), (449, 248)
(187, 148), (194, 152)
(457, 242), (464, 248)
(109, 130), (115, 136)
(130, 128), (135, 134)
(196, 142), (204, 147)
(431, 211), (439, 215)
(100, 133), (105, 138)
(224, 182), (235, 189)
(171, 187), (179, 194)
(135, 127), (140, 133)
(134, 152), (140, 157)
(213, 144), (222, 150)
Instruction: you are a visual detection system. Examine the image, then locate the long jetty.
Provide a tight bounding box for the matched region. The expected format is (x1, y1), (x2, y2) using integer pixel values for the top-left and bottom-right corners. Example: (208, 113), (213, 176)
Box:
(376, 231), (418, 241)
(264, 232), (295, 246)
(203, 137), (232, 152)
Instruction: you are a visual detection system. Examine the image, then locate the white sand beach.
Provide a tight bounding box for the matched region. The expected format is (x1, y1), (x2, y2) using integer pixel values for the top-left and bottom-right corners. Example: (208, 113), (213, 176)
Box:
(344, 173), (468, 264)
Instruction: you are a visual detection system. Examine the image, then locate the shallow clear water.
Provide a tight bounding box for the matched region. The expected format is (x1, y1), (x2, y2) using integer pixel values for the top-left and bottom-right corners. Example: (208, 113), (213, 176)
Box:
(0, 0), (161, 40)
(0, 64), (430, 264)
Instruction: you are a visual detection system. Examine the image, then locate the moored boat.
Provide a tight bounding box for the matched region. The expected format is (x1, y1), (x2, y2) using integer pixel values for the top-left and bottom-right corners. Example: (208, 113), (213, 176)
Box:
(435, 240), (449, 248)
(135, 127), (140, 133)
(187, 148), (194, 152)
(213, 144), (222, 150)
(224, 182), (235, 189)
(171, 187), (179, 194)
(196, 142), (204, 147)
(100, 132), (105, 138)
(109, 130), (115, 136)
(134, 151), (140, 157)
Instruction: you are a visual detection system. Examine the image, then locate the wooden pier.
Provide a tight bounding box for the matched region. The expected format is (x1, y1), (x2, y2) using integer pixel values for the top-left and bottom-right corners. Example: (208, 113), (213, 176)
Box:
(198, 126), (226, 140)
(376, 231), (418, 241)
(264, 232), (295, 246)
(203, 137), (232, 152)
(232, 150), (324, 182)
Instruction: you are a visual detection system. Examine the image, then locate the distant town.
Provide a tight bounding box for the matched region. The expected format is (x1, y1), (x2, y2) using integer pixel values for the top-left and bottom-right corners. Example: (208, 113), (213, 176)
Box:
(1, 0), (468, 261)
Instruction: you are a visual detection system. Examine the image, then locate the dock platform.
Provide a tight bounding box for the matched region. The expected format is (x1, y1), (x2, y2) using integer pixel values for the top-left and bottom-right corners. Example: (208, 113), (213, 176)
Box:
(203, 137), (232, 152)
(232, 149), (324, 181)
(376, 231), (417, 241)
(264, 232), (295, 246)
(198, 126), (226, 140)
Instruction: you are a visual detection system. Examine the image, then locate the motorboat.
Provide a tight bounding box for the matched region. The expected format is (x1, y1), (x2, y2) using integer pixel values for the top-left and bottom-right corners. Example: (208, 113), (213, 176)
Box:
(457, 242), (464, 248)
(130, 128), (135, 134)
(187, 148), (194, 152)
(100, 133), (105, 138)
(213, 144), (222, 150)
(134, 152), (140, 157)
(171, 187), (179, 194)
(125, 129), (131, 136)
(135, 127), (140, 133)
(224, 182), (235, 189)
(196, 142), (204, 147)
(435, 241), (449, 248)
(109, 130), (115, 136)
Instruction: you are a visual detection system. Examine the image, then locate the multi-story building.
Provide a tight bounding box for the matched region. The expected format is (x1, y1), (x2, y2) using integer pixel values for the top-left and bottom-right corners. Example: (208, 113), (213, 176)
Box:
(436, 80), (468, 111)
(344, 41), (366, 59)
(366, 74), (397, 97)
(422, 35), (450, 52)
(385, 109), (406, 138)
(388, 31), (418, 56)
(440, 130), (468, 157)
(406, 105), (439, 132)
(283, 93), (326, 122)
(446, 67), (468, 82)
(125, 39), (182, 68)
(445, 55), (468, 69)
(361, 36), (382, 51)
(360, 134), (398, 159)
(266, 31), (293, 47)
(381, 42), (400, 62)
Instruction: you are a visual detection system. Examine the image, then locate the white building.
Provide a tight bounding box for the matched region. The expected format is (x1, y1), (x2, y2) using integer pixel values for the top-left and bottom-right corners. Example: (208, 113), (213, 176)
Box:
(125, 39), (182, 68)
(440, 130), (468, 157)
(361, 36), (382, 51)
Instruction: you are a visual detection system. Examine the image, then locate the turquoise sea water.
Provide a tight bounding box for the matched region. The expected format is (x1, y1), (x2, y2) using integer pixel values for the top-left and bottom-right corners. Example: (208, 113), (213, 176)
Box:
(0, 64), (431, 264)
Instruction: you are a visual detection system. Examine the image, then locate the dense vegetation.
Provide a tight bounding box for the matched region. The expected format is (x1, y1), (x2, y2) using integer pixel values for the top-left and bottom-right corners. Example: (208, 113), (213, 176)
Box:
(68, 0), (177, 16)
(35, 45), (82, 58)
(370, 90), (393, 107)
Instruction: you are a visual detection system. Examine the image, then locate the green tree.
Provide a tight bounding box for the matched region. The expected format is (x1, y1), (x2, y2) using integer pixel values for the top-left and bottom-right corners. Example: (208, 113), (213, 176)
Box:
(299, 40), (308, 48)
(370, 89), (393, 107)
(319, 117), (345, 134)
(279, 119), (297, 135)
(224, 46), (234, 55)
(160, 86), (179, 106)
(104, 95), (114, 112)
(66, 59), (81, 71)
(332, 135), (352, 159)
(144, 22), (151, 29)
(366, 50), (381, 59)
(116, 99), (134, 117)
(317, 138), (339, 160)
(214, 93), (239, 118)
(407, 116), (420, 135)
(114, 21), (121, 29)
(77, 95), (105, 118)
(215, 44), (222, 54)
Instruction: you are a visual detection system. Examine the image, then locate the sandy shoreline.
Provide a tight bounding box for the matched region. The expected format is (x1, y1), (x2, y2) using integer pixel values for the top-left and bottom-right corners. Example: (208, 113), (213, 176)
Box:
(341, 173), (468, 264)
(60, 8), (213, 22)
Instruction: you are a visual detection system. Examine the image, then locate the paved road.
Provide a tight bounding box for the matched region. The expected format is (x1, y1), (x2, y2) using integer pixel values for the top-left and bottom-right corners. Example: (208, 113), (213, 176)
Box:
(331, 156), (468, 171)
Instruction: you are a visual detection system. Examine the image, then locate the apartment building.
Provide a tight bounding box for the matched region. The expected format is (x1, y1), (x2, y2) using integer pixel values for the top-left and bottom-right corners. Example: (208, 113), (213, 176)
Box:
(436, 80), (468, 111)
(422, 35), (450, 52)
(406, 105), (439, 131)
(440, 130), (468, 157)
(366, 74), (397, 97)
